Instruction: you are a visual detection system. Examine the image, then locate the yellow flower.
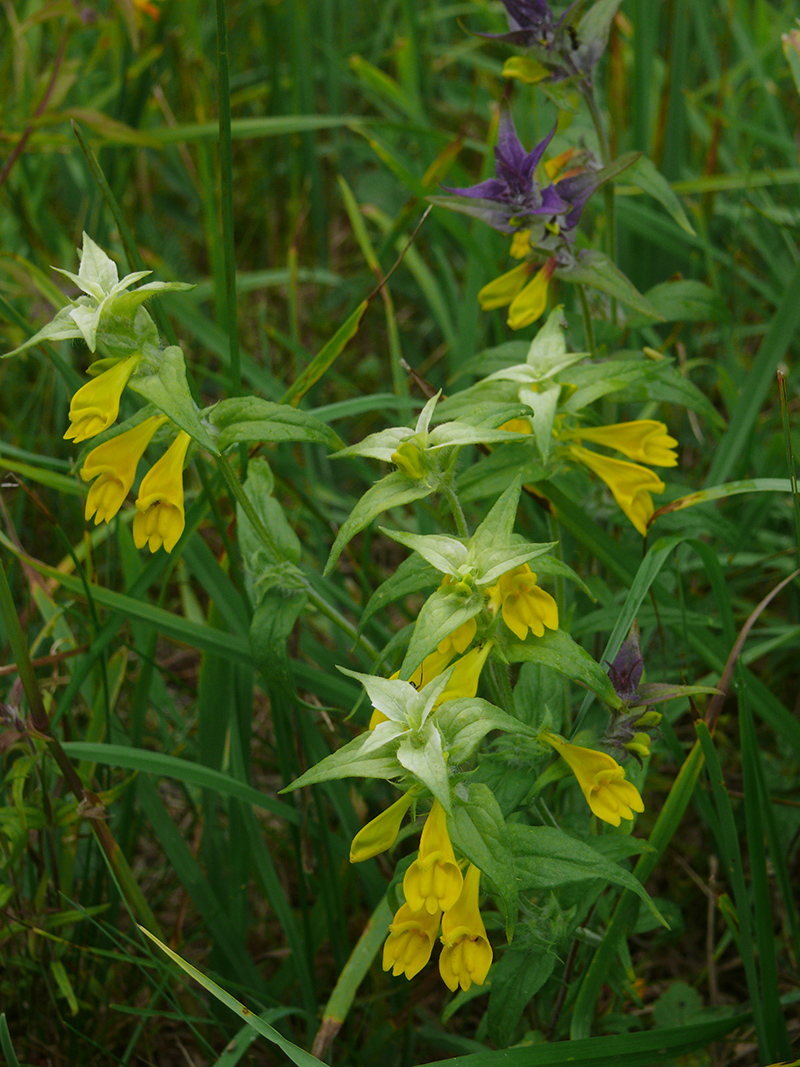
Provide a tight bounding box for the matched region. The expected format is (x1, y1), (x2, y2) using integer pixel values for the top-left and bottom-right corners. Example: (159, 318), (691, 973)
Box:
(80, 415), (168, 526)
(64, 355), (140, 442)
(478, 261), (532, 311)
(349, 793), (414, 863)
(383, 902), (441, 980)
(437, 643), (492, 704)
(506, 260), (556, 330)
(502, 55), (548, 85)
(486, 564), (558, 640)
(568, 444), (665, 537)
(439, 864), (492, 992)
(132, 431), (191, 553)
(403, 800), (463, 914)
(572, 421), (678, 467)
(498, 417), (532, 435)
(541, 730), (645, 827)
(437, 617), (477, 658)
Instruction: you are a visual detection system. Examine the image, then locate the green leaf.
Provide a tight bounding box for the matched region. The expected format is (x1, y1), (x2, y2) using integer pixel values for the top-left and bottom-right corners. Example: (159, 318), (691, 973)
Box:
(629, 279), (727, 326)
(358, 554), (440, 637)
(509, 825), (664, 924)
(129, 345), (218, 452)
(487, 943), (557, 1047)
(210, 396), (342, 451)
(623, 155), (696, 235)
(281, 300), (368, 406)
(506, 629), (623, 710)
(437, 697), (539, 763)
(282, 728), (403, 792)
(138, 927), (323, 1067)
(399, 587), (484, 679)
(324, 471), (435, 575)
(450, 783), (518, 937)
(558, 250), (664, 320)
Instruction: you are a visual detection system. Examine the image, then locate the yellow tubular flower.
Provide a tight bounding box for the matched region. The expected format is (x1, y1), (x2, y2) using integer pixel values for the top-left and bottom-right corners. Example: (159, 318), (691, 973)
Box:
(436, 643), (492, 705)
(350, 793), (414, 863)
(541, 730), (645, 827)
(568, 444), (665, 537)
(502, 55), (548, 84)
(506, 258), (556, 330)
(478, 262), (532, 311)
(486, 564), (558, 640)
(403, 800), (463, 915)
(498, 417), (532, 435)
(439, 864), (493, 992)
(383, 902), (442, 980)
(64, 355), (140, 442)
(132, 431), (191, 553)
(572, 420), (678, 467)
(81, 415), (168, 525)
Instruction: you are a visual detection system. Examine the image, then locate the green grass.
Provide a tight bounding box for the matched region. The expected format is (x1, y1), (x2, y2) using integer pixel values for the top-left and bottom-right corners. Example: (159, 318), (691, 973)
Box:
(1, 0), (800, 1063)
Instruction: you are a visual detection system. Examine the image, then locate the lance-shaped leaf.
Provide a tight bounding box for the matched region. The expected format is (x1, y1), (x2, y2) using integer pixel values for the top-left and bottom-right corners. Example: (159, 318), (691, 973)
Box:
(623, 154), (696, 236)
(509, 824), (665, 924)
(449, 783), (518, 938)
(399, 587), (485, 680)
(209, 397), (343, 451)
(324, 472), (435, 575)
(631, 682), (722, 707)
(396, 724), (451, 814)
(557, 250), (663, 320)
(437, 697), (539, 764)
(520, 381), (560, 464)
(128, 345), (218, 453)
(506, 628), (625, 710)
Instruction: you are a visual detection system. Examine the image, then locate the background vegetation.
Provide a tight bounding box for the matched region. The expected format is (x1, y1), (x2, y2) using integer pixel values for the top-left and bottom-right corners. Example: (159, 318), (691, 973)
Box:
(1, 0), (799, 1064)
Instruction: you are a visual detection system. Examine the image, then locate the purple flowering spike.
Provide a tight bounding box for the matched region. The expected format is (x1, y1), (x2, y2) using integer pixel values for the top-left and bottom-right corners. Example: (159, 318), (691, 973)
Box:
(442, 110), (570, 233)
(503, 0), (554, 37)
(608, 622), (644, 702)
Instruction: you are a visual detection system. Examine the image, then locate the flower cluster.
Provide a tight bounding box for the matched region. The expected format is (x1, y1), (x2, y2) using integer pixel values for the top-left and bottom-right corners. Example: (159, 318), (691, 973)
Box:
(354, 800), (493, 991)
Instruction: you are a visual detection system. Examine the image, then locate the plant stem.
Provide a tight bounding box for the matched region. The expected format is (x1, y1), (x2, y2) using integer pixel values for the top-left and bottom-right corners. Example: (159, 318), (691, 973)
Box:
(577, 283), (596, 359)
(444, 483), (469, 539)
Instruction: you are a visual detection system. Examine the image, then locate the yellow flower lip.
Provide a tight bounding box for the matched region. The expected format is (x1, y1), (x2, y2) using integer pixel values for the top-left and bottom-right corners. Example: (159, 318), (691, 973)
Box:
(80, 415), (168, 525)
(383, 902), (441, 980)
(541, 730), (645, 827)
(403, 801), (463, 914)
(132, 431), (191, 553)
(439, 864), (492, 992)
(486, 564), (558, 641)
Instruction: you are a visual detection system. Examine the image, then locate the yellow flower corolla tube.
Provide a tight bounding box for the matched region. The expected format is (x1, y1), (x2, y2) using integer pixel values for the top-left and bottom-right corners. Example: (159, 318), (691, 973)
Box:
(568, 444), (665, 537)
(64, 355), (140, 442)
(437, 616), (477, 658)
(132, 431), (191, 553)
(382, 902), (442, 980)
(439, 864), (492, 992)
(507, 259), (556, 330)
(572, 421), (678, 467)
(80, 415), (167, 525)
(478, 262), (531, 311)
(403, 800), (463, 915)
(541, 730), (645, 827)
(350, 793), (414, 863)
(436, 643), (492, 705)
(486, 564), (558, 640)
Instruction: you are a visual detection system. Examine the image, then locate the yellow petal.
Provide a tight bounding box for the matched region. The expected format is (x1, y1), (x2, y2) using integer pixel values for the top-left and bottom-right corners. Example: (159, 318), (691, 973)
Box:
(507, 261), (554, 330)
(349, 793), (413, 863)
(573, 420), (678, 467)
(133, 431), (191, 552)
(64, 355), (140, 442)
(478, 262), (531, 310)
